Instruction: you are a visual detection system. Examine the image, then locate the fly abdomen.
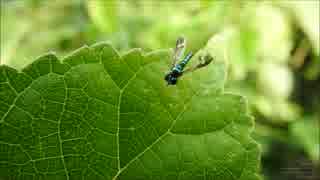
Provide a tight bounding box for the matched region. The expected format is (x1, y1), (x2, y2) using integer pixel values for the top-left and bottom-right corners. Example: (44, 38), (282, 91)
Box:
(172, 52), (193, 73)
(181, 52), (193, 66)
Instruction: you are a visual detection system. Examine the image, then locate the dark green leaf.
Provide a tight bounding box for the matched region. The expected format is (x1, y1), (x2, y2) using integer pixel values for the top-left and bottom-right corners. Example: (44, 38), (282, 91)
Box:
(0, 43), (261, 180)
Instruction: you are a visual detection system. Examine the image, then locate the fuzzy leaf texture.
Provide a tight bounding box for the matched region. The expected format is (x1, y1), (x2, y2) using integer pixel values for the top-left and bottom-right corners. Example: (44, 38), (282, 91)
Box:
(0, 42), (260, 180)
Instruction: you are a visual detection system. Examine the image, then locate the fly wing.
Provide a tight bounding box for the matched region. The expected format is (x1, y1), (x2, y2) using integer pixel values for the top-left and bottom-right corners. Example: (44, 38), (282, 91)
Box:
(171, 36), (186, 68)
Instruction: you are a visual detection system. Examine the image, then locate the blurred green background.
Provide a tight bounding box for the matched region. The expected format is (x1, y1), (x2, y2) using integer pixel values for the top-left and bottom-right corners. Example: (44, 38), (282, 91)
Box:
(1, 0), (319, 179)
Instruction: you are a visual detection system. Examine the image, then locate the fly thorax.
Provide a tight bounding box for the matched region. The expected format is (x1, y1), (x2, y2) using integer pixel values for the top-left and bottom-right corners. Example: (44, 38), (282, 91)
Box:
(173, 65), (183, 73)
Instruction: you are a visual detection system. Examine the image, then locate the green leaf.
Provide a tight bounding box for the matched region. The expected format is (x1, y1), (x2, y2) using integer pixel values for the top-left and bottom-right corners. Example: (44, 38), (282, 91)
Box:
(0, 42), (261, 180)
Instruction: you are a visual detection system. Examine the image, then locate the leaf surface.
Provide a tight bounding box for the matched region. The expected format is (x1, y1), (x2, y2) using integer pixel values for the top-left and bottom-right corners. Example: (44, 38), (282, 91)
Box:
(0, 43), (260, 180)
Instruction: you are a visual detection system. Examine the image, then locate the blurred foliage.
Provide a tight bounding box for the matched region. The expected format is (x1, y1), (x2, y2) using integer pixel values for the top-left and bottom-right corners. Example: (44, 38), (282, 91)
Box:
(290, 116), (319, 163)
(1, 0), (319, 180)
(1, 0), (89, 68)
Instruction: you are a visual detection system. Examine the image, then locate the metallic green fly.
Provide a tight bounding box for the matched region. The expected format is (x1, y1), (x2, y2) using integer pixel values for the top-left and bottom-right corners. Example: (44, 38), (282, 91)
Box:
(164, 37), (213, 85)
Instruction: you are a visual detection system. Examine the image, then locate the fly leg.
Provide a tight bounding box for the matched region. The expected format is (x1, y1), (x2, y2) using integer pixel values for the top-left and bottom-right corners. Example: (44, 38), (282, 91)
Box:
(182, 54), (213, 74)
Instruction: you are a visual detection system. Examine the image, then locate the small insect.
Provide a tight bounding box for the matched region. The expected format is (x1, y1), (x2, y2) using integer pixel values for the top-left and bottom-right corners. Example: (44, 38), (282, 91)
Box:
(164, 37), (213, 85)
